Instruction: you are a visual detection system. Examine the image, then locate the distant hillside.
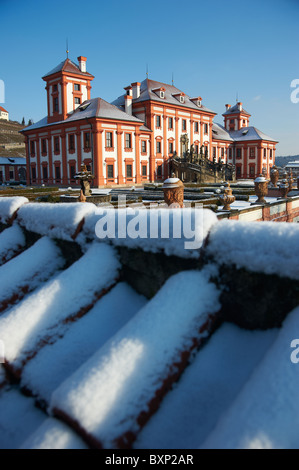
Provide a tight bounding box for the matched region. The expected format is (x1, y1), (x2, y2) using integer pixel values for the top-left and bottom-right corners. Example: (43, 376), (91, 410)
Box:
(0, 120), (27, 158)
(275, 155), (299, 168)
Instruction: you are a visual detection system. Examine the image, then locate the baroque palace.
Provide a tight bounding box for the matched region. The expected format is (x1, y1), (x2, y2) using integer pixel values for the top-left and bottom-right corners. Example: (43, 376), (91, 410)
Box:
(21, 56), (278, 187)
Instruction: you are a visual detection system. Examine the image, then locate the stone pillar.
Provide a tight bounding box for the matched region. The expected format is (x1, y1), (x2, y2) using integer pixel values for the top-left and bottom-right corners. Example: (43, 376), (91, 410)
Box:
(61, 131), (68, 185)
(116, 128), (124, 185)
(93, 129), (104, 186)
(135, 131), (141, 184)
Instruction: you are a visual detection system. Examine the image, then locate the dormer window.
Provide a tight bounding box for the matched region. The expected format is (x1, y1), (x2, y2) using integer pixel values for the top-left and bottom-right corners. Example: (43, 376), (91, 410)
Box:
(78, 102), (90, 111)
(74, 84), (81, 91)
(152, 87), (165, 99)
(172, 92), (185, 103)
(190, 96), (202, 107)
(53, 84), (58, 92)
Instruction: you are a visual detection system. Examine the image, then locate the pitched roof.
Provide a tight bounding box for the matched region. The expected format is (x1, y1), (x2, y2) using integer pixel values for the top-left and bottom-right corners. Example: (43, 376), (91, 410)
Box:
(42, 58), (94, 79)
(112, 78), (217, 115)
(212, 123), (234, 142)
(222, 103), (251, 116)
(230, 126), (278, 142)
(212, 123), (278, 143)
(66, 98), (144, 124)
(0, 106), (8, 113)
(21, 98), (144, 132)
(0, 199), (299, 449)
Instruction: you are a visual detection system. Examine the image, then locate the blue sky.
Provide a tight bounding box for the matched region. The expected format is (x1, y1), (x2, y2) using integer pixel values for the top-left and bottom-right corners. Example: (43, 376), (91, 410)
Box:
(1, 0), (299, 155)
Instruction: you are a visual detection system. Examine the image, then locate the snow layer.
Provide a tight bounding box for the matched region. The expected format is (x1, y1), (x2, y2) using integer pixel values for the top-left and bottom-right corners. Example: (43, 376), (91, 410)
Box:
(134, 323), (278, 449)
(17, 202), (96, 241)
(50, 270), (220, 448)
(0, 387), (46, 449)
(0, 225), (26, 265)
(0, 242), (120, 370)
(91, 208), (218, 258)
(20, 418), (88, 449)
(0, 196), (28, 223)
(202, 307), (299, 449)
(21, 283), (147, 403)
(206, 220), (299, 279)
(0, 236), (64, 309)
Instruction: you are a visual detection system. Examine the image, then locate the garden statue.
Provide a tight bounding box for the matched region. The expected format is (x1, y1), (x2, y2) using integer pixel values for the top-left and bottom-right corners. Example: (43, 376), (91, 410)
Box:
(75, 164), (95, 198)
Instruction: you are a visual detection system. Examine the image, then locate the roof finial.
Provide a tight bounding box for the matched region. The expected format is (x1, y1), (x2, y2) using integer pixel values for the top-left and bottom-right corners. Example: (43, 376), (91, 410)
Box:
(172, 72), (174, 86)
(66, 38), (69, 59)
(236, 91), (238, 103)
(146, 63), (149, 79)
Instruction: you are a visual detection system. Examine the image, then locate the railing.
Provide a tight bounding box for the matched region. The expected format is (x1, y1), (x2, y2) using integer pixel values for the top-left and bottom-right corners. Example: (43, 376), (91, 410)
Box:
(171, 156), (236, 181)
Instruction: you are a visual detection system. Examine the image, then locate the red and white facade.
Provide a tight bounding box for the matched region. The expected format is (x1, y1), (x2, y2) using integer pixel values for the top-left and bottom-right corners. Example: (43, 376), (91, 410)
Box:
(211, 102), (277, 179)
(0, 106), (9, 121)
(21, 57), (278, 186)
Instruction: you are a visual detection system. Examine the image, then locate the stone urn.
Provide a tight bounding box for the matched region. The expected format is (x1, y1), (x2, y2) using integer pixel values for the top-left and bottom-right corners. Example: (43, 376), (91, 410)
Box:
(254, 174), (268, 204)
(163, 175), (184, 208)
(279, 178), (289, 199)
(270, 165), (279, 187)
(220, 182), (235, 211)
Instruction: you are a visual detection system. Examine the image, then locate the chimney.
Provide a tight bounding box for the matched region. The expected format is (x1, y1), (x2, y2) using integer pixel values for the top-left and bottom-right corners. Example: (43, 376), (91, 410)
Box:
(131, 82), (141, 99)
(77, 56), (87, 73)
(237, 102), (243, 111)
(225, 104), (231, 111)
(124, 86), (133, 97)
(124, 95), (133, 115)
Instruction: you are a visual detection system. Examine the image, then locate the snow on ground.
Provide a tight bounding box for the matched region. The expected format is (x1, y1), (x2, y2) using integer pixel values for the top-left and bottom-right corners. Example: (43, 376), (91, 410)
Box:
(202, 306), (299, 449)
(50, 270), (220, 448)
(206, 220), (299, 279)
(134, 323), (278, 449)
(85, 208), (218, 258)
(20, 418), (88, 449)
(91, 189), (111, 195)
(0, 224), (26, 265)
(231, 180), (254, 187)
(218, 196), (280, 212)
(0, 242), (120, 371)
(249, 196), (279, 204)
(0, 387), (46, 449)
(21, 283), (147, 404)
(0, 196), (28, 223)
(217, 200), (251, 211)
(0, 236), (64, 311)
(17, 202), (97, 241)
